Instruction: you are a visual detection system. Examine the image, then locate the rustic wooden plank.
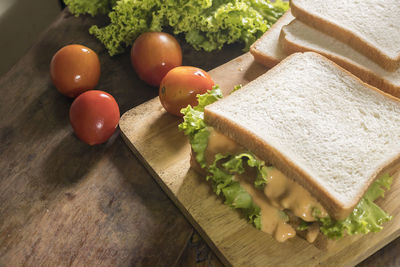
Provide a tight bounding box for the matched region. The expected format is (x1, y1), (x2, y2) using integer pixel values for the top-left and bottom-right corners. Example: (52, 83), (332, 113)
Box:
(0, 8), (245, 266)
(176, 232), (224, 267)
(120, 52), (400, 266)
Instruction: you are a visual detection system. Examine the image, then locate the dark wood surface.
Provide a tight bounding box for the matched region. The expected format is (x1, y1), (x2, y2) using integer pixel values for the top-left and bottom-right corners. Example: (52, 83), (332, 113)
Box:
(0, 10), (191, 267)
(0, 8), (399, 267)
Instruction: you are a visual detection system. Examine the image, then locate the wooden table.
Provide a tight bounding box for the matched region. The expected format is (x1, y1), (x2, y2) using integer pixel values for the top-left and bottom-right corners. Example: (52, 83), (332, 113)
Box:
(0, 9), (399, 267)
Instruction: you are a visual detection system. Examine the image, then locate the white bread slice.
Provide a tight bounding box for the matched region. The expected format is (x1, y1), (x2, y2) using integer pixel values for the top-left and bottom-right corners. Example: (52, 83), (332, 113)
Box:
(290, 0), (400, 71)
(204, 52), (400, 220)
(280, 19), (400, 98)
(249, 10), (294, 68)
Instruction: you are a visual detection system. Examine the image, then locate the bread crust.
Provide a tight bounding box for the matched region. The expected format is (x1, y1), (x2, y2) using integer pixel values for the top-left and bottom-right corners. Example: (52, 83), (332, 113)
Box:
(204, 52), (400, 220)
(249, 47), (281, 69)
(249, 10), (293, 68)
(279, 21), (400, 98)
(290, 0), (400, 71)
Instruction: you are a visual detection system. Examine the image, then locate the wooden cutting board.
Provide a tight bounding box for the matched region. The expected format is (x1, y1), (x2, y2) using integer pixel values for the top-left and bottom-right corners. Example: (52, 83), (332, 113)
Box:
(119, 52), (400, 266)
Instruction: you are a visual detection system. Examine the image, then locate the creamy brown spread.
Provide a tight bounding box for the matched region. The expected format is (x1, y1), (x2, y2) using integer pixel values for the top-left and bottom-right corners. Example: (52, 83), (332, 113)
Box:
(240, 179), (296, 242)
(205, 128), (328, 242)
(205, 129), (245, 165)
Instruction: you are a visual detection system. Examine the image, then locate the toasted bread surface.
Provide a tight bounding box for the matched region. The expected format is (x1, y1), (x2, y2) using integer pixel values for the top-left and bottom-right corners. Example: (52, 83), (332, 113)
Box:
(280, 19), (400, 98)
(204, 52), (400, 220)
(290, 0), (400, 71)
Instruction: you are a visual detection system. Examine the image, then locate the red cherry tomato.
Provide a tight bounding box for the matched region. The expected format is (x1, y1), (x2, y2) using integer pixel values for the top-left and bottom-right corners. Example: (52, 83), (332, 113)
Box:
(50, 44), (100, 98)
(130, 32), (182, 87)
(69, 90), (120, 145)
(159, 66), (215, 117)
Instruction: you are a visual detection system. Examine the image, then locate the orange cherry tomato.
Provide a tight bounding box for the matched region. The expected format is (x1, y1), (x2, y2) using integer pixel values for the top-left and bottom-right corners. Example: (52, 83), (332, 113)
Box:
(130, 32), (182, 87)
(50, 44), (100, 98)
(159, 66), (214, 117)
(69, 90), (120, 145)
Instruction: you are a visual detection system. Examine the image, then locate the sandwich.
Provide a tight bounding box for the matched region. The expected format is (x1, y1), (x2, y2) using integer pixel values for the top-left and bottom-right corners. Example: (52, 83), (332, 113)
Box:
(250, 2), (400, 98)
(289, 0), (400, 71)
(179, 52), (400, 243)
(279, 18), (400, 99)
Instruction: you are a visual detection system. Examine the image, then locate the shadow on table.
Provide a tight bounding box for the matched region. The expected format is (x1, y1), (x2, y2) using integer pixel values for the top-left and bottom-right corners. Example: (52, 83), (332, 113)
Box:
(107, 136), (193, 266)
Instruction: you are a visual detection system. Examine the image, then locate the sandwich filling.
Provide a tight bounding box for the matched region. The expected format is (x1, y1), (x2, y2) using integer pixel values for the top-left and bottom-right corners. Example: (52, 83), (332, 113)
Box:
(206, 128), (327, 242)
(179, 86), (393, 242)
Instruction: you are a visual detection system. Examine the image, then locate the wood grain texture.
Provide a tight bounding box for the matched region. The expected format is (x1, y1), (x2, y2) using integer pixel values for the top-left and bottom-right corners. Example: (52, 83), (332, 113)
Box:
(120, 52), (400, 267)
(176, 232), (224, 267)
(0, 8), (245, 266)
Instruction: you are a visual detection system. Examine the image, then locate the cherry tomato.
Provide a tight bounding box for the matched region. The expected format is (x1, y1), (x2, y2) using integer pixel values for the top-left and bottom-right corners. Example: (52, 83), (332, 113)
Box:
(159, 66), (215, 117)
(130, 32), (182, 87)
(69, 90), (120, 145)
(50, 44), (100, 98)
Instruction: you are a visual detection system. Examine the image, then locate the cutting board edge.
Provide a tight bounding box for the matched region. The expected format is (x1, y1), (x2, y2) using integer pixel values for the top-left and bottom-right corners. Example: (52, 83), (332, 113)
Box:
(119, 129), (232, 267)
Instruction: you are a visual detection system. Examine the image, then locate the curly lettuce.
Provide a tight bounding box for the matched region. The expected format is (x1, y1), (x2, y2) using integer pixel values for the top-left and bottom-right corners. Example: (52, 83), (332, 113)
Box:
(65, 0), (289, 56)
(64, 0), (117, 16)
(179, 87), (268, 229)
(206, 153), (266, 229)
(317, 174), (392, 239)
(179, 86), (223, 168)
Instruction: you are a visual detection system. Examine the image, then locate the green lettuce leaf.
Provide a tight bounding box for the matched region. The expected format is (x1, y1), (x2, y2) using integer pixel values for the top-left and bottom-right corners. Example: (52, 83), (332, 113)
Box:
(317, 174), (393, 239)
(66, 0), (289, 56)
(297, 220), (310, 231)
(222, 153), (268, 189)
(89, 0), (162, 56)
(64, 0), (116, 16)
(364, 173), (392, 201)
(179, 86), (223, 168)
(195, 87), (224, 111)
(191, 128), (211, 168)
(206, 153), (265, 229)
(179, 87), (268, 229)
(222, 182), (262, 229)
(231, 84), (243, 93)
(207, 154), (234, 195)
